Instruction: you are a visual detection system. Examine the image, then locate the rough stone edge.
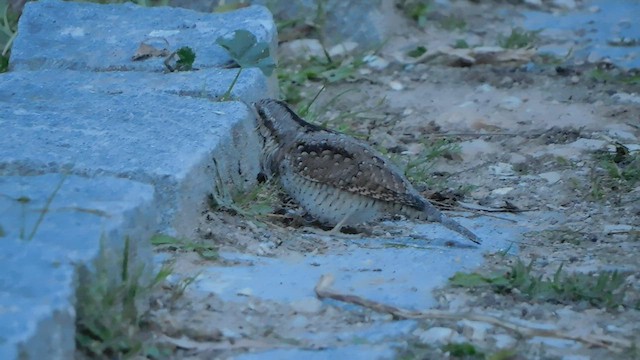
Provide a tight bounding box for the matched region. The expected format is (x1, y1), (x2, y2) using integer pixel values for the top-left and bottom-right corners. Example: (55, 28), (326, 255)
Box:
(0, 0), (278, 357)
(171, 102), (263, 236)
(9, 0), (279, 73)
(0, 175), (157, 360)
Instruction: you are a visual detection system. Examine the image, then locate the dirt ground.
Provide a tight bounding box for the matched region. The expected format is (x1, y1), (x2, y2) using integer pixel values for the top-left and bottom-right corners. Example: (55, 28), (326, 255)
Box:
(144, 1), (639, 359)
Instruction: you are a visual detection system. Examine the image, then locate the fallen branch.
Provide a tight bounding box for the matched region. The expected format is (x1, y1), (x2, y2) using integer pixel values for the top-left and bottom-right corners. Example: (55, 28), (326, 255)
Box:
(455, 201), (537, 214)
(157, 334), (295, 352)
(314, 274), (631, 352)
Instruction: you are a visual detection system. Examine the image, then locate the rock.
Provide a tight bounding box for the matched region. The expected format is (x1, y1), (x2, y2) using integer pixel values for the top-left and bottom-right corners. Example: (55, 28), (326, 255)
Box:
(237, 287), (253, 296)
(500, 76), (514, 87)
(612, 92), (640, 104)
(389, 80), (405, 91)
(528, 336), (582, 349)
(416, 327), (463, 345)
(279, 39), (324, 61)
(617, 144), (640, 152)
(552, 0), (577, 9)
(493, 334), (517, 349)
(476, 83), (494, 93)
(603, 224), (634, 234)
(498, 96), (523, 111)
(364, 54), (389, 71)
(524, 0), (543, 7)
(472, 46), (535, 64)
(587, 51), (604, 63)
(570, 75), (580, 84)
(489, 162), (516, 177)
(328, 41), (359, 58)
(459, 139), (498, 161)
(459, 320), (492, 342)
(538, 171), (562, 184)
(606, 324), (623, 332)
(491, 187), (515, 195)
(567, 138), (607, 152)
(605, 126), (638, 142)
(290, 314), (310, 328)
(261, 1), (401, 49)
(562, 355), (590, 360)
(290, 297), (323, 314)
(509, 153), (527, 164)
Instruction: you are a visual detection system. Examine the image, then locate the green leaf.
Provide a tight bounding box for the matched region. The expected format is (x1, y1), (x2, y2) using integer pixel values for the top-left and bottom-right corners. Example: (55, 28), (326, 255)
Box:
(175, 46), (195, 71)
(321, 66), (355, 83)
(151, 234), (218, 261)
(449, 272), (491, 287)
(442, 343), (481, 357)
(16, 195), (30, 204)
(453, 39), (469, 49)
(216, 29), (275, 76)
(150, 234), (182, 246)
(0, 55), (8, 73)
(407, 46), (427, 58)
(196, 249), (219, 260)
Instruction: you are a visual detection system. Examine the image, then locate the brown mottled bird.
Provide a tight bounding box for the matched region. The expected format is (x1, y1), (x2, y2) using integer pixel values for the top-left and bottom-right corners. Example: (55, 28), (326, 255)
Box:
(251, 98), (481, 245)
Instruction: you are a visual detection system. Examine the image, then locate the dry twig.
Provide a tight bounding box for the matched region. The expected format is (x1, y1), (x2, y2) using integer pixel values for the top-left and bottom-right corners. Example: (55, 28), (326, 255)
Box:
(314, 274), (631, 352)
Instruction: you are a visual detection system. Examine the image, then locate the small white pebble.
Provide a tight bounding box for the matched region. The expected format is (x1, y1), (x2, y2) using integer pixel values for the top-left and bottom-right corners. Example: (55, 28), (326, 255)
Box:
(389, 80), (404, 91)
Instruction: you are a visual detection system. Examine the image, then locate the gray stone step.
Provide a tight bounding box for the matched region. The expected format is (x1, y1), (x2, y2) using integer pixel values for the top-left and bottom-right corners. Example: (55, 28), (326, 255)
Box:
(0, 174), (156, 359)
(0, 70), (265, 234)
(10, 0), (277, 73)
(1, 0), (277, 358)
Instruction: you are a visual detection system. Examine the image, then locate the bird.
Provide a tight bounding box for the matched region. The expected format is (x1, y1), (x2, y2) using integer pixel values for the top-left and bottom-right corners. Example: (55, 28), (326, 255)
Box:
(250, 98), (481, 245)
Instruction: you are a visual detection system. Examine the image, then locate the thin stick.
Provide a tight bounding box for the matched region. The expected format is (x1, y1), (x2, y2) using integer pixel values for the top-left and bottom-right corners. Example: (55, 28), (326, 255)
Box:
(430, 133), (523, 137)
(431, 202), (522, 223)
(314, 275), (631, 352)
(27, 174), (67, 241)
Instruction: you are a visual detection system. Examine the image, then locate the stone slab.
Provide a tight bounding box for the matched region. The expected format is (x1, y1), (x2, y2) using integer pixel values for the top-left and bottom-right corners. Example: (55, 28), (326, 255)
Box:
(179, 214), (526, 357)
(523, 0), (640, 70)
(195, 215), (521, 311)
(234, 344), (399, 360)
(182, 0), (404, 49)
(0, 174), (157, 359)
(10, 0), (277, 73)
(0, 1), (278, 358)
(0, 70), (264, 234)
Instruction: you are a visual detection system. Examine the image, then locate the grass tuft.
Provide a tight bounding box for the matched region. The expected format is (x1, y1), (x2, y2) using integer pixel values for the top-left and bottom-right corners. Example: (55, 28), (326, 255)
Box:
(450, 259), (629, 309)
(589, 143), (640, 199)
(402, 138), (462, 188)
(443, 343), (483, 358)
(76, 236), (171, 358)
(278, 53), (366, 105)
(398, 0), (431, 27)
(439, 15), (466, 31)
(498, 28), (539, 49)
(151, 234), (219, 260)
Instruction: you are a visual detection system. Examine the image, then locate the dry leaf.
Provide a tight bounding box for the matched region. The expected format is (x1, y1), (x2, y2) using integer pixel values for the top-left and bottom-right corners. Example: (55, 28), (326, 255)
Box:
(131, 38), (170, 61)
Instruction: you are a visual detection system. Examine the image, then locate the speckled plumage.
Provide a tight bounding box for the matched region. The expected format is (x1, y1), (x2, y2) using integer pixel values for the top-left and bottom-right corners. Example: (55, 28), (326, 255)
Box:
(252, 98), (481, 244)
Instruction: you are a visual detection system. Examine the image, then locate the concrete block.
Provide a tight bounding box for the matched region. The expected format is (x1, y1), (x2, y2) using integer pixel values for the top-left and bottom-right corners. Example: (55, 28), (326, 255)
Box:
(0, 71), (264, 235)
(199, 0), (404, 49)
(0, 174), (157, 359)
(10, 0), (277, 73)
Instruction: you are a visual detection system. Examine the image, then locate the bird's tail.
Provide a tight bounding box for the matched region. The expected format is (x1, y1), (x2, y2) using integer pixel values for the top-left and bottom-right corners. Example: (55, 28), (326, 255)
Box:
(408, 202), (481, 245)
(436, 213), (482, 244)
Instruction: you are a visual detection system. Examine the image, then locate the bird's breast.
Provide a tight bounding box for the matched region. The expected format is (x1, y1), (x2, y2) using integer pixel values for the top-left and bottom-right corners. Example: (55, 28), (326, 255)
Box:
(280, 170), (387, 226)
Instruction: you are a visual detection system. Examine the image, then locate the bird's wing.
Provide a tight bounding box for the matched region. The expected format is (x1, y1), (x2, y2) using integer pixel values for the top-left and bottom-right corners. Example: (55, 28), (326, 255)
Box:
(282, 133), (425, 209)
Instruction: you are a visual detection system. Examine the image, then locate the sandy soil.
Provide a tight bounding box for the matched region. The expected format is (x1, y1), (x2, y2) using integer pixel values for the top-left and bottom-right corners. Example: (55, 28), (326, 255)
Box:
(144, 1), (640, 359)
